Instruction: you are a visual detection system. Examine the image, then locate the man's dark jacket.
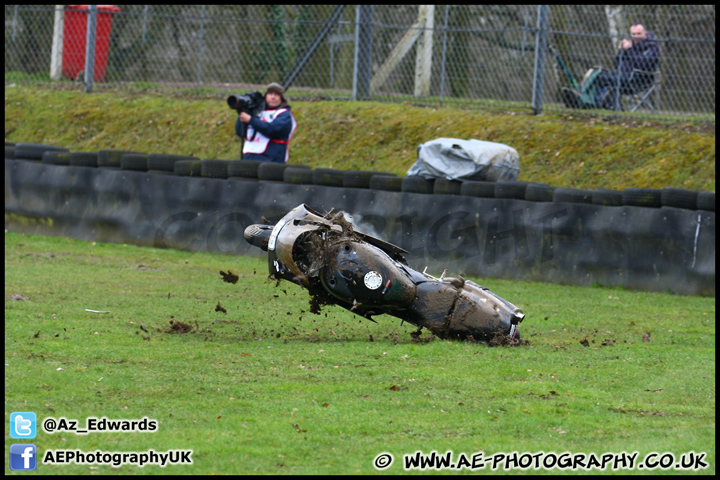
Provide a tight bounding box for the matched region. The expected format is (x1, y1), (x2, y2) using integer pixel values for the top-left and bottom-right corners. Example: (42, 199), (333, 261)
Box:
(615, 31), (660, 76)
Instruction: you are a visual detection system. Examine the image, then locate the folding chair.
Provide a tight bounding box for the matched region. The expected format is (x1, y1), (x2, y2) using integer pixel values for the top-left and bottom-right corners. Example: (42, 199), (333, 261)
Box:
(620, 69), (661, 112)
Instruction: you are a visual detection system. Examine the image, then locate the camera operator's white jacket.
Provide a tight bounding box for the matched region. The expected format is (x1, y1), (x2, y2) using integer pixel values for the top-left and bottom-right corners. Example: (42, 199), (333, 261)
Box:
(241, 106), (297, 163)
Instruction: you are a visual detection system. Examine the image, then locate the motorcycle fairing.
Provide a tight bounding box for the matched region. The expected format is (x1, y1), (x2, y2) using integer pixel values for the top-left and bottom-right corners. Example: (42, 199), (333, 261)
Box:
(253, 204), (525, 342)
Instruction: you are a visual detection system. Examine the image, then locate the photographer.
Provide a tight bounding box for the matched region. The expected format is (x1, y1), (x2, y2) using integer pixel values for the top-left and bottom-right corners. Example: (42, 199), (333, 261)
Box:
(236, 83), (297, 163)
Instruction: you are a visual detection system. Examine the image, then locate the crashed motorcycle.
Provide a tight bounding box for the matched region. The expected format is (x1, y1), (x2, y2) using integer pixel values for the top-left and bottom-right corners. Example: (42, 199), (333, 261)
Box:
(243, 204), (525, 342)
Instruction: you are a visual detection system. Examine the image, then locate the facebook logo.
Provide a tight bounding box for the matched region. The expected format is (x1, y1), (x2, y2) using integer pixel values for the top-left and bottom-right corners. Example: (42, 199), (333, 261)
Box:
(10, 412), (37, 439)
(10, 444), (37, 471)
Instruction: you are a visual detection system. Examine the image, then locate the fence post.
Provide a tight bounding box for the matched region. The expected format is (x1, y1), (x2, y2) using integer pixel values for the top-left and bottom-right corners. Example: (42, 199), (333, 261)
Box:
(612, 48), (625, 112)
(142, 6), (149, 44)
(84, 5), (98, 93)
(50, 5), (64, 80)
(353, 5), (374, 100)
(438, 5), (450, 105)
(531, 5), (549, 114)
(414, 5), (434, 97)
(197, 5), (206, 91)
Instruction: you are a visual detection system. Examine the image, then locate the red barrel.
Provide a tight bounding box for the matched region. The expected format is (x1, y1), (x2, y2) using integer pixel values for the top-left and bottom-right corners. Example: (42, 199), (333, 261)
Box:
(62, 5), (120, 82)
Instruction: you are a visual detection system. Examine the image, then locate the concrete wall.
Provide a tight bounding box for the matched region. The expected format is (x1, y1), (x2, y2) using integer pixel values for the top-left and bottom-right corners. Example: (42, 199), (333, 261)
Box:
(5, 157), (715, 296)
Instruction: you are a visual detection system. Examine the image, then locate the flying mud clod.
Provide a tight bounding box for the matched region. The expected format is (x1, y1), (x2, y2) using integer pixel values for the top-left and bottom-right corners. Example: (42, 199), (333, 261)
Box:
(220, 270), (239, 284)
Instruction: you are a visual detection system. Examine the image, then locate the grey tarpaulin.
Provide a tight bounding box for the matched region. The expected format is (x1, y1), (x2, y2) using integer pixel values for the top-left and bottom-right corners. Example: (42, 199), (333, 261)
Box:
(406, 138), (520, 181)
(4, 159), (714, 296)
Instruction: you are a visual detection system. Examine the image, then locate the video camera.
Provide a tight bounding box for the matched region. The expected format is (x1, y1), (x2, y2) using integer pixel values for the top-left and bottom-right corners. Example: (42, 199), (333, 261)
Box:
(228, 91), (266, 157)
(227, 91), (265, 117)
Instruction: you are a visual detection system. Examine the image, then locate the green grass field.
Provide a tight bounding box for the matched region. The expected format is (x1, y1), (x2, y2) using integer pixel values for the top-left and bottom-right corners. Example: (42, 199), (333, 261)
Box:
(4, 231), (715, 475)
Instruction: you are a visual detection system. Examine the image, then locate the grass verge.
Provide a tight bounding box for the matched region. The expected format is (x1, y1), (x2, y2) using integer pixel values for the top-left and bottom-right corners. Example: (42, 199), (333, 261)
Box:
(4, 231), (715, 474)
(4, 85), (715, 191)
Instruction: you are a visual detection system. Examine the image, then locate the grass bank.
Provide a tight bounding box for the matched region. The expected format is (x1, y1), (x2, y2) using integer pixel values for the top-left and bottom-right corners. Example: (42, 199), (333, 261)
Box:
(4, 85), (715, 191)
(4, 231), (715, 474)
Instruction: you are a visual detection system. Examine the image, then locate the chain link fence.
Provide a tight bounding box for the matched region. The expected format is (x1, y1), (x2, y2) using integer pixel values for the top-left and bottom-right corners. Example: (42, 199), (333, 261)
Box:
(5, 5), (715, 122)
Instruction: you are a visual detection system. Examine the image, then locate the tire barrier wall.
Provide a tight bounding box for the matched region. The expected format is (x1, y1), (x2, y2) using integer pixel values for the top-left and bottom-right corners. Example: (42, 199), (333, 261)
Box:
(5, 147), (716, 296)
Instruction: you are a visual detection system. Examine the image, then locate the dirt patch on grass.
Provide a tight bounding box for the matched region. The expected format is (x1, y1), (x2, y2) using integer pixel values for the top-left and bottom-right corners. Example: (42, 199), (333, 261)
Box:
(579, 329), (619, 347)
(166, 319), (193, 334)
(488, 329), (530, 347)
(6, 294), (30, 301)
(611, 407), (675, 417)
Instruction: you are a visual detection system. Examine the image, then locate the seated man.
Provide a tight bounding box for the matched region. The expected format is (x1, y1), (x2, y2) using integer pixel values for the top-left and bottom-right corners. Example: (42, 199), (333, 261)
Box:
(562, 23), (660, 110)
